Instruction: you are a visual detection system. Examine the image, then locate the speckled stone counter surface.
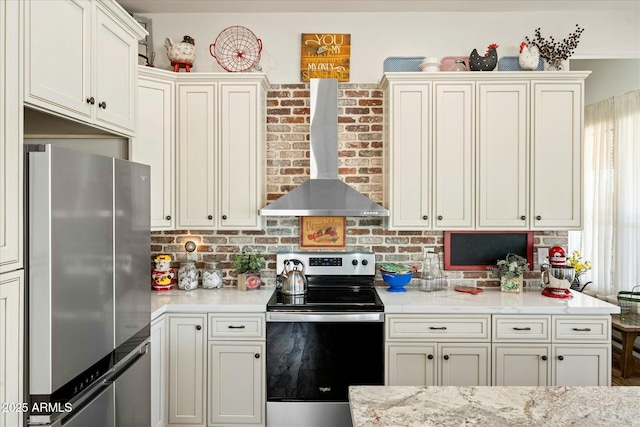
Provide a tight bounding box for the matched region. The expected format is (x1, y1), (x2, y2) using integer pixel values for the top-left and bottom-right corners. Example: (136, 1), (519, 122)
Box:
(349, 385), (640, 427)
(151, 286), (275, 320)
(377, 285), (620, 315)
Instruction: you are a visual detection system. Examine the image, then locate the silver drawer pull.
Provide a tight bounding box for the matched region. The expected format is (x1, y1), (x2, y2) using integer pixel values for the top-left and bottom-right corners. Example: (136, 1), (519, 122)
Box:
(572, 327), (591, 332)
(513, 327), (532, 331)
(429, 326), (447, 330)
(228, 325), (246, 329)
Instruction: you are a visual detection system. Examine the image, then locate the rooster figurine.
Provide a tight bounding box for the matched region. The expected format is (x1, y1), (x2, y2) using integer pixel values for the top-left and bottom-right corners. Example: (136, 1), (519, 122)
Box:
(518, 42), (540, 71)
(469, 43), (499, 71)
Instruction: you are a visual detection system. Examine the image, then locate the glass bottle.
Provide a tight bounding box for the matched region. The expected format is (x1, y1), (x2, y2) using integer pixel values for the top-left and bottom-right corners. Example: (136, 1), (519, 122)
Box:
(420, 255), (436, 292)
(178, 260), (199, 291)
(202, 261), (223, 289)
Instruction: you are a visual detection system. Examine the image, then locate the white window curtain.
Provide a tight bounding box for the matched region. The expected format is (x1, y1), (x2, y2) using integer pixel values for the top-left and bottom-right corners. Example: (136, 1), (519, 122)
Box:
(571, 89), (640, 296)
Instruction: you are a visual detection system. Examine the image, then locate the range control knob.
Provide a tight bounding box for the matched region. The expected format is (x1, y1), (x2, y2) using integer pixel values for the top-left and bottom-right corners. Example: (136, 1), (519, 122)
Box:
(352, 259), (358, 266)
(362, 259), (368, 266)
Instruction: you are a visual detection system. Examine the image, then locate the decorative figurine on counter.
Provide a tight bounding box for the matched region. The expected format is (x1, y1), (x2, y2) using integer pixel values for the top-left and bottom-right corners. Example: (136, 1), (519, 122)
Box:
(469, 43), (499, 71)
(152, 254), (175, 291)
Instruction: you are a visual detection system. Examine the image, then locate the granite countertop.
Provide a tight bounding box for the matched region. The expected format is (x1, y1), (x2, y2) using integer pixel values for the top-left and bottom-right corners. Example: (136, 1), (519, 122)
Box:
(150, 286), (275, 320)
(377, 285), (620, 315)
(349, 385), (640, 427)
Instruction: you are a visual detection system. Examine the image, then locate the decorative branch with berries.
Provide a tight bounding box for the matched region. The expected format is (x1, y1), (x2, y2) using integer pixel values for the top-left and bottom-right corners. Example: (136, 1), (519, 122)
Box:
(525, 25), (584, 63)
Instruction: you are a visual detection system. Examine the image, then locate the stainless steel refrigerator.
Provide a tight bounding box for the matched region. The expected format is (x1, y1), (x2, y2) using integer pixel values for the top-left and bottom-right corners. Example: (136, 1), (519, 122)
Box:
(26, 144), (151, 426)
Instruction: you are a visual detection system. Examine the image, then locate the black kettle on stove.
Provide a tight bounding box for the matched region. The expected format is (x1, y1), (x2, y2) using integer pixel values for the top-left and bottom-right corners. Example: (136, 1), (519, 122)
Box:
(279, 259), (308, 296)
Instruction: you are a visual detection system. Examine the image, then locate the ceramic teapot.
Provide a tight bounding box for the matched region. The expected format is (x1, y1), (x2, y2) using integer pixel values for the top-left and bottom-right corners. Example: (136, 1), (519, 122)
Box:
(165, 35), (196, 66)
(280, 259), (308, 296)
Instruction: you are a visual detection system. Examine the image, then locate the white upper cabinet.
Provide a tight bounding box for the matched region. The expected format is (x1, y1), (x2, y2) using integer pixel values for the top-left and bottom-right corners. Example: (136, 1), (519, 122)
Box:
(132, 68), (175, 230)
(1, 0), (23, 274)
(476, 82), (529, 229)
(177, 83), (218, 229)
(385, 83), (432, 230)
(433, 82), (475, 229)
(94, 2), (139, 133)
(381, 72), (588, 231)
(218, 82), (264, 230)
(24, 0), (145, 137)
(133, 70), (269, 231)
(531, 82), (584, 229)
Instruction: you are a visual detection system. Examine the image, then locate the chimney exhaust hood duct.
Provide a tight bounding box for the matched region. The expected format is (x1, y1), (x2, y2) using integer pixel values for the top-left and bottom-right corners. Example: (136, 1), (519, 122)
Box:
(259, 78), (389, 217)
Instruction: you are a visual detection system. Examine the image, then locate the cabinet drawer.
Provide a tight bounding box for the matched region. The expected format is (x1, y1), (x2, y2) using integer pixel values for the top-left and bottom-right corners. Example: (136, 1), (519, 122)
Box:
(386, 315), (491, 342)
(552, 316), (610, 342)
(208, 313), (265, 340)
(493, 315), (551, 342)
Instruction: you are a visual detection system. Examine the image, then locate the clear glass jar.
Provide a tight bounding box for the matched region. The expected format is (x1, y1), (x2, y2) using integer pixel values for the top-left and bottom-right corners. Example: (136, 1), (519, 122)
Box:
(178, 261), (199, 291)
(202, 261), (223, 289)
(448, 58), (467, 71)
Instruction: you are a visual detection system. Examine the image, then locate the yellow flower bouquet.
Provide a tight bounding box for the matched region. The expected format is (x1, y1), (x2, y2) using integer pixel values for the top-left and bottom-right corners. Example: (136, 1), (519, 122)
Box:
(567, 250), (591, 279)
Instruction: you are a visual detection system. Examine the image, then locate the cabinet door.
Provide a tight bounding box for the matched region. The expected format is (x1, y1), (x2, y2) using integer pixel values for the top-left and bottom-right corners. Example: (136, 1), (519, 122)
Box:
(0, 0), (23, 274)
(208, 342), (265, 426)
(493, 344), (551, 386)
(94, 4), (137, 135)
(151, 316), (167, 427)
(24, 0), (93, 120)
(177, 84), (217, 228)
(438, 343), (490, 386)
(477, 82), (529, 229)
(433, 83), (474, 229)
(386, 344), (437, 386)
(133, 73), (175, 230)
(168, 315), (206, 426)
(218, 83), (263, 230)
(552, 344), (610, 386)
(0, 271), (24, 427)
(531, 82), (583, 229)
(387, 83), (431, 229)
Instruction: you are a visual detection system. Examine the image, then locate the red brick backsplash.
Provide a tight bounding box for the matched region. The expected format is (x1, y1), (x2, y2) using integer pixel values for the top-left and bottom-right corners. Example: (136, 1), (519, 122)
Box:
(151, 82), (567, 290)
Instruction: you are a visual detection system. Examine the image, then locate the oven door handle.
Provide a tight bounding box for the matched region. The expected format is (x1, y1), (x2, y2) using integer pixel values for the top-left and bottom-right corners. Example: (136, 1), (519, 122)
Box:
(266, 312), (384, 322)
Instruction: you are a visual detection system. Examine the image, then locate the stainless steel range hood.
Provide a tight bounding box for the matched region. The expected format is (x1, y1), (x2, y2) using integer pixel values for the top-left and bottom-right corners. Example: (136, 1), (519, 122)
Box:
(259, 78), (389, 217)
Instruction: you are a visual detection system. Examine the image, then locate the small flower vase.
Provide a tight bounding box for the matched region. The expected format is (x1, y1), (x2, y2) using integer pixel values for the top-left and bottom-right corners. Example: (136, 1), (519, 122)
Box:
(547, 59), (563, 71)
(570, 277), (582, 291)
(501, 275), (523, 293)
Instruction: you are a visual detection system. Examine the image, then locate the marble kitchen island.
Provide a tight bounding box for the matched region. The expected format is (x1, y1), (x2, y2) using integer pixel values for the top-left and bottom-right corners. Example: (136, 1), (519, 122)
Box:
(349, 385), (640, 426)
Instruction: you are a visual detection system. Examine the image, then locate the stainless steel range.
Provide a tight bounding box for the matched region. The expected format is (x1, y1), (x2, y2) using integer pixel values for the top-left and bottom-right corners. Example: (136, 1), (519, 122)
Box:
(266, 252), (384, 427)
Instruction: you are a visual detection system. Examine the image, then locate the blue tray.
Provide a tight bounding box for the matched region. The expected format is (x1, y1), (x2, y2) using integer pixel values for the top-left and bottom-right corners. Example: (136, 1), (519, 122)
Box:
(498, 56), (544, 71)
(384, 56), (425, 72)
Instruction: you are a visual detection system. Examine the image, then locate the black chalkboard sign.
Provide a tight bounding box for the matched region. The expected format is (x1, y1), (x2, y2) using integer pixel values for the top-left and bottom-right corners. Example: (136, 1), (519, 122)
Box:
(444, 231), (533, 270)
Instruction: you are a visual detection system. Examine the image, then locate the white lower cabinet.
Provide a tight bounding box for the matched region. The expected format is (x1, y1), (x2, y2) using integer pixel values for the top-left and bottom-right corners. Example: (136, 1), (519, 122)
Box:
(163, 313), (265, 427)
(493, 344), (551, 386)
(207, 313), (265, 427)
(167, 315), (207, 427)
(0, 270), (24, 427)
(387, 313), (611, 387)
(151, 315), (168, 427)
(207, 342), (265, 426)
(492, 314), (611, 386)
(387, 342), (490, 386)
(385, 314), (491, 386)
(551, 344), (610, 386)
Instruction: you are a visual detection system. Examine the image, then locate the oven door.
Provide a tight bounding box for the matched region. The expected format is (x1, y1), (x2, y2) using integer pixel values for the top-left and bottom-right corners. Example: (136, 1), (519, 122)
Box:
(266, 312), (384, 427)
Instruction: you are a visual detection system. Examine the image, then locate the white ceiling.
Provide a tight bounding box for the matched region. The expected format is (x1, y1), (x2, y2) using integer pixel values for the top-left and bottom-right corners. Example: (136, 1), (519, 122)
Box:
(118, 0), (640, 14)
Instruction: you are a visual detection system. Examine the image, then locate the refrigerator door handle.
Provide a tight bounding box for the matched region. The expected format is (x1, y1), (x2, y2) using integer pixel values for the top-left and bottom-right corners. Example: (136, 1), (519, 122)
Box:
(107, 341), (150, 384)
